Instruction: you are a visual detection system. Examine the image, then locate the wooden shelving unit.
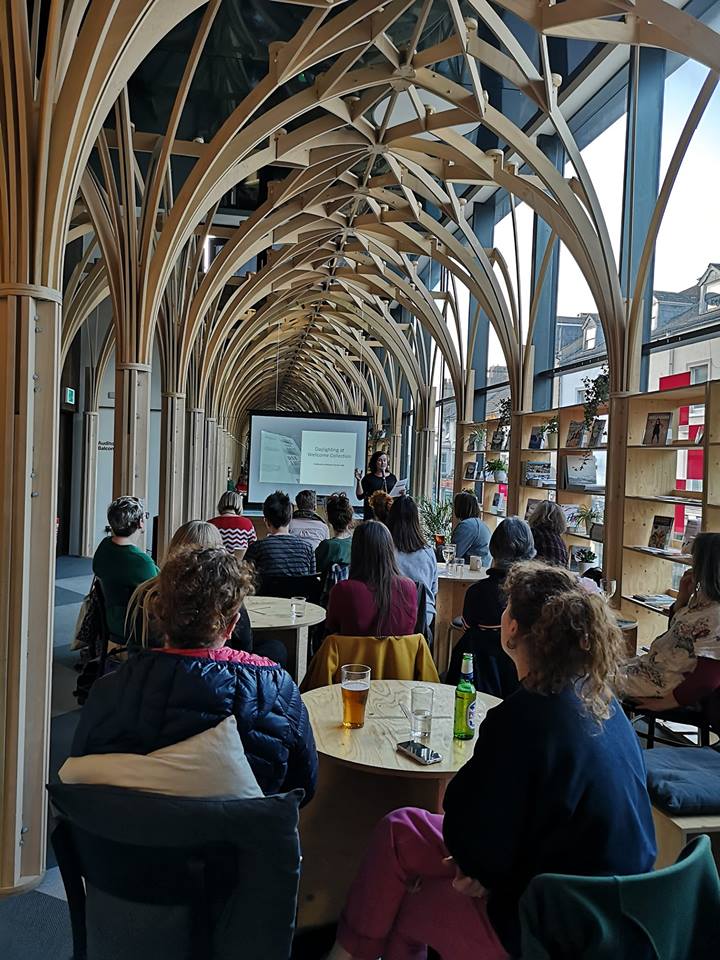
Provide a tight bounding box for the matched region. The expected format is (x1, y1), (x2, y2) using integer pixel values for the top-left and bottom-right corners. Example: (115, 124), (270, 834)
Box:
(454, 418), (510, 530)
(618, 382), (708, 646)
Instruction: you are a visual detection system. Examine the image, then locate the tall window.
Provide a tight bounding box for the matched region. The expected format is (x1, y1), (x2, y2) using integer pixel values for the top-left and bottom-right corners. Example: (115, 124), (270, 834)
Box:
(648, 59), (720, 390)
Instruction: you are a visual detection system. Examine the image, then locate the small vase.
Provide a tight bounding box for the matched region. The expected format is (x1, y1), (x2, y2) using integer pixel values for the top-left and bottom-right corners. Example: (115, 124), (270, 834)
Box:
(494, 470), (507, 483)
(579, 561), (592, 576)
(584, 520), (593, 536)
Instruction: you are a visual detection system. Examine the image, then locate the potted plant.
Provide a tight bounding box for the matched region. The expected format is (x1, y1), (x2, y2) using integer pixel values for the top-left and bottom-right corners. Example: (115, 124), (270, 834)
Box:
(575, 547), (596, 576)
(581, 367), (609, 431)
(467, 428), (485, 452)
(485, 457), (508, 483)
(418, 498), (454, 558)
(573, 504), (601, 536)
(494, 396), (512, 426)
(540, 415), (559, 448)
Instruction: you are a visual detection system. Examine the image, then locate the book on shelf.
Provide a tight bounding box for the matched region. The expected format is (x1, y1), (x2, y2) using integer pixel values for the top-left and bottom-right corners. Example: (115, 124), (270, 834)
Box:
(681, 518), (700, 555)
(642, 412), (672, 446)
(632, 593), (675, 609)
(671, 488), (702, 501)
(563, 453), (597, 489)
(520, 460), (554, 487)
(648, 515), (674, 550)
(560, 504), (580, 530)
(528, 426), (544, 450)
(589, 522), (605, 543)
(524, 498), (543, 521)
(489, 427), (508, 451)
(565, 420), (589, 448)
(588, 418), (605, 448)
(490, 491), (506, 515)
(463, 461), (480, 481)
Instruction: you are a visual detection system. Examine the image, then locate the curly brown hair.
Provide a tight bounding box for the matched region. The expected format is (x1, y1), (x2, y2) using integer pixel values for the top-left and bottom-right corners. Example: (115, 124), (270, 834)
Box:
(504, 561), (625, 721)
(368, 489), (393, 525)
(326, 492), (354, 532)
(153, 546), (254, 648)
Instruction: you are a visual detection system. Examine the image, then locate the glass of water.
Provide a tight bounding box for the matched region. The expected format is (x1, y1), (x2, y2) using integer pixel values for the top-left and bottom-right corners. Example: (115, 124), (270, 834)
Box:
(442, 544), (456, 574)
(410, 686), (434, 742)
(290, 596), (306, 618)
(599, 579), (617, 603)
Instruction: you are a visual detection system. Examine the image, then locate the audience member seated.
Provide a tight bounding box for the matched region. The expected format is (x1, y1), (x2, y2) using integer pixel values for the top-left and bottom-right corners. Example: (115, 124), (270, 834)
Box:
(128, 520), (286, 667)
(620, 533), (720, 711)
(327, 563), (656, 960)
(368, 489), (393, 525)
(325, 521), (417, 636)
(387, 495), (438, 630)
(315, 492), (354, 577)
(446, 517), (536, 693)
(208, 490), (256, 557)
(72, 545), (317, 801)
(527, 500), (569, 567)
(245, 490), (316, 581)
(92, 496), (159, 645)
(289, 489), (330, 551)
(450, 491), (491, 565)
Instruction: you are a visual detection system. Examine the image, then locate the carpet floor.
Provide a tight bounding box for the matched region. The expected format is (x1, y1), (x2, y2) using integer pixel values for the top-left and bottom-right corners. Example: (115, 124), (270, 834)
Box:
(0, 891), (72, 960)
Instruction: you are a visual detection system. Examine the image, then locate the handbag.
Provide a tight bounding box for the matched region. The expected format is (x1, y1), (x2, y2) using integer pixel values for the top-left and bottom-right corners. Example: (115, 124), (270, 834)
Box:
(71, 578), (103, 653)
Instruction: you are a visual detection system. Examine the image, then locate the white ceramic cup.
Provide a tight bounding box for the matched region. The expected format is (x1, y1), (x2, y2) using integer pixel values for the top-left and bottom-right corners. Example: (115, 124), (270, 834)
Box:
(469, 556), (481, 571)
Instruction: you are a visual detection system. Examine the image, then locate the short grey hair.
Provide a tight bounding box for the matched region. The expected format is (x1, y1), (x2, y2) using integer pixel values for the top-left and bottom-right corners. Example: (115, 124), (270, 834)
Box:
(528, 500), (567, 535)
(490, 516), (537, 569)
(107, 496), (145, 537)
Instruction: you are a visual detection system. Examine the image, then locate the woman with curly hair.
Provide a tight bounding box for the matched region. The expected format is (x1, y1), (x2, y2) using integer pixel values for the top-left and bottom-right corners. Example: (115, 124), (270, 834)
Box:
(328, 562), (655, 960)
(71, 545), (317, 801)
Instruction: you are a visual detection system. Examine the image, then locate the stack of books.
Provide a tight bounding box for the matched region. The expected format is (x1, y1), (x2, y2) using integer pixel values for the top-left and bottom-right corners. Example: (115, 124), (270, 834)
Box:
(520, 460), (555, 488)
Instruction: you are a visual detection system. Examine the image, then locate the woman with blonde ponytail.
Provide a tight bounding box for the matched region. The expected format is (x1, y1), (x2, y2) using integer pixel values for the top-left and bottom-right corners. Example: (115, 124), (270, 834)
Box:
(327, 562), (656, 960)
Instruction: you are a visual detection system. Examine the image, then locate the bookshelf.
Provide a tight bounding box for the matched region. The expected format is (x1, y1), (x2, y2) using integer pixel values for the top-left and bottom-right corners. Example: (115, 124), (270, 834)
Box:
(617, 382), (708, 646)
(454, 418), (510, 529)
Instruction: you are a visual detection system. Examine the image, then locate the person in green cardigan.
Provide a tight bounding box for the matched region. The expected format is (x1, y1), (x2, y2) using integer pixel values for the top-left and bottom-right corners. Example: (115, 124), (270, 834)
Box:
(315, 492), (354, 576)
(92, 496), (159, 644)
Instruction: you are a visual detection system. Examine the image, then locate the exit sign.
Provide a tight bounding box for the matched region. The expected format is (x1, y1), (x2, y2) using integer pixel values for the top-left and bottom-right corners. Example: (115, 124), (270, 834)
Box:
(64, 387), (76, 405)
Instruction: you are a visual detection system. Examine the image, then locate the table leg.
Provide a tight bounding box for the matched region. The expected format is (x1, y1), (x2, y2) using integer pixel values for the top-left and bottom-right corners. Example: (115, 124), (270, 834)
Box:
(297, 757), (450, 931)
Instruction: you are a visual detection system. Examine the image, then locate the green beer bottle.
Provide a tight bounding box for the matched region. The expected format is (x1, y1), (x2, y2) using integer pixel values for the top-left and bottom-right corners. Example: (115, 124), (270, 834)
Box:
(453, 653), (477, 740)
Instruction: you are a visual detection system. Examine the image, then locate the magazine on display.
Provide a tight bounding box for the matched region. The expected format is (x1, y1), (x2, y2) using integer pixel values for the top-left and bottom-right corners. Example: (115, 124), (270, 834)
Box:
(648, 515), (674, 551)
(528, 426), (544, 450)
(490, 427), (508, 451)
(490, 492), (506, 515)
(642, 412), (672, 446)
(681, 518), (700, 555)
(589, 418), (606, 447)
(565, 420), (589, 449)
(563, 454), (597, 489)
(464, 461), (480, 481)
(560, 504), (581, 530)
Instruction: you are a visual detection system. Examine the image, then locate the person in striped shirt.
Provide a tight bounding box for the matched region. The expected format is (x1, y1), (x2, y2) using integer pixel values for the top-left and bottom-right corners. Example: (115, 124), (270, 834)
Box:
(208, 491), (257, 559)
(245, 490), (316, 581)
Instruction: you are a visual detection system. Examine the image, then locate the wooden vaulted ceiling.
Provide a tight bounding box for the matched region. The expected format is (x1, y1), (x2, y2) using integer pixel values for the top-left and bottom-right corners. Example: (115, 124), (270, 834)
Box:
(62, 0), (720, 428)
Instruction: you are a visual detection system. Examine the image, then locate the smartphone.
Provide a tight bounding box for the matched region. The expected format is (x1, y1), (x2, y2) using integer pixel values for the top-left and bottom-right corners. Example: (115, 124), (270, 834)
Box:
(397, 740), (443, 765)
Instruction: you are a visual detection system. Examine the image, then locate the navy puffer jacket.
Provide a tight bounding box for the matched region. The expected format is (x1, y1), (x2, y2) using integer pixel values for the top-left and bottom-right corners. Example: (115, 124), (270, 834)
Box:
(71, 650), (318, 804)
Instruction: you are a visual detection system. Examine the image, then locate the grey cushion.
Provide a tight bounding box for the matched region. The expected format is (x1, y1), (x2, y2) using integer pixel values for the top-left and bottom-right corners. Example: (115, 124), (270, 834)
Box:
(645, 746), (720, 815)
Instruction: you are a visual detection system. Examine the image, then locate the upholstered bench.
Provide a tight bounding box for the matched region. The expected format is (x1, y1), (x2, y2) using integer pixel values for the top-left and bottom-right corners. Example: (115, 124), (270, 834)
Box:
(645, 747), (720, 869)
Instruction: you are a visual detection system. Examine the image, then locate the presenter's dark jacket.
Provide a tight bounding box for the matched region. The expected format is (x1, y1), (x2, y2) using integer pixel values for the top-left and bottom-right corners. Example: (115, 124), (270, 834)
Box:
(442, 686), (656, 956)
(360, 472), (397, 520)
(71, 646), (318, 804)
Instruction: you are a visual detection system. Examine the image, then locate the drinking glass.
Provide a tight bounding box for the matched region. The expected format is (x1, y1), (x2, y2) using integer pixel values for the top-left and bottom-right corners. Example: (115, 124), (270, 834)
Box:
(454, 558), (466, 577)
(442, 544), (456, 573)
(290, 596), (306, 618)
(410, 686), (433, 742)
(341, 664), (371, 729)
(599, 579), (617, 603)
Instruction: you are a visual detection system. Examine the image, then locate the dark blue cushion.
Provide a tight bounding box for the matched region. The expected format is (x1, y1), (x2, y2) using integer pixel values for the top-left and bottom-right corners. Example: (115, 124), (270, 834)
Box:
(645, 746), (720, 815)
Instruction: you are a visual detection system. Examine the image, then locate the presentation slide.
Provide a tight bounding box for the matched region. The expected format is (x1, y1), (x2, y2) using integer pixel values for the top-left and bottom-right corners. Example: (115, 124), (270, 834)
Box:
(248, 411), (368, 507)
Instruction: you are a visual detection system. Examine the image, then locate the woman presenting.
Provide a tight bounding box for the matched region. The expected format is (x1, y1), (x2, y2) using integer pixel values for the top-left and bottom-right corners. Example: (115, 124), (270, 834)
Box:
(355, 451), (400, 521)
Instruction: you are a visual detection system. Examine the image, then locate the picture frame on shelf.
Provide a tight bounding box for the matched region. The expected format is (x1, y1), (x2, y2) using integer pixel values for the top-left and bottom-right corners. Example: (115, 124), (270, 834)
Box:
(463, 461), (480, 481)
(565, 420), (589, 449)
(528, 426), (544, 450)
(681, 518), (700, 555)
(588, 418), (605, 448)
(642, 412), (672, 446)
(490, 427), (508, 451)
(589, 522), (605, 543)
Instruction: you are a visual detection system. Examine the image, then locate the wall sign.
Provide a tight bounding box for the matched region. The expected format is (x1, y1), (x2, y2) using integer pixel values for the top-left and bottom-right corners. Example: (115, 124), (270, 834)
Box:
(64, 387), (76, 405)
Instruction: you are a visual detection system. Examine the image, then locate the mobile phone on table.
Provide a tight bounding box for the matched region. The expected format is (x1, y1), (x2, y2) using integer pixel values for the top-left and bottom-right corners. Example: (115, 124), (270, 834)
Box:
(397, 740), (443, 765)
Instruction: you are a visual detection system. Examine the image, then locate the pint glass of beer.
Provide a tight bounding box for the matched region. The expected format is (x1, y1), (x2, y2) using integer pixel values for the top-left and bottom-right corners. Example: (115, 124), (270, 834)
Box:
(341, 664), (371, 729)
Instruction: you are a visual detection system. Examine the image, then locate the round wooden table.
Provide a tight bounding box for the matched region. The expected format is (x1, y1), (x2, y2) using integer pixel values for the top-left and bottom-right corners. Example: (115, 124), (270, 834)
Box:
(244, 596), (325, 684)
(297, 679), (501, 930)
(435, 562), (488, 672)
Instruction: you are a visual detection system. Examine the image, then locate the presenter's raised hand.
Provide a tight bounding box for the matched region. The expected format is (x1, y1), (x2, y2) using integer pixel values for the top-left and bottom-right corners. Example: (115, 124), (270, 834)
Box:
(354, 468), (363, 481)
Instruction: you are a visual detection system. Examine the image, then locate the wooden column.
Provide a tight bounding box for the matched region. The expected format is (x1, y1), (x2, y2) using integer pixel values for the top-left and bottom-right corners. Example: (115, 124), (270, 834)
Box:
(203, 416), (218, 519)
(80, 410), (99, 557)
(113, 363), (151, 504)
(185, 408), (205, 520)
(157, 392), (186, 560)
(0, 290), (60, 893)
(604, 394), (629, 601)
(390, 398), (403, 476)
(216, 424), (227, 505)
